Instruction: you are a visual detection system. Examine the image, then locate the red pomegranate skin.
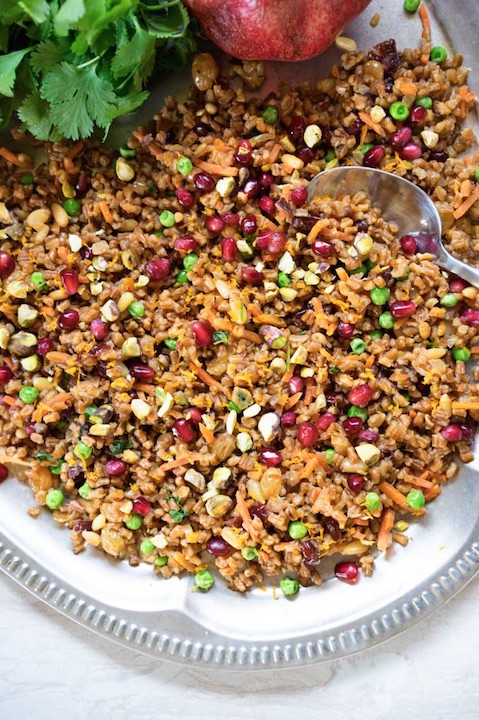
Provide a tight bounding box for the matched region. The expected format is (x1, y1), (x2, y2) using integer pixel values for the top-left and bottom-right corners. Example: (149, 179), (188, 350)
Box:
(184, 0), (372, 62)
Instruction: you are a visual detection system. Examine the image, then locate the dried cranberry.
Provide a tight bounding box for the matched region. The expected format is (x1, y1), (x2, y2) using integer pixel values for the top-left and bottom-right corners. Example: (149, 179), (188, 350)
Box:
(429, 150), (448, 163)
(0, 366), (13, 384)
(323, 516), (341, 541)
(249, 502), (269, 523)
(301, 540), (319, 566)
(346, 118), (363, 136)
(225, 515), (243, 528)
(164, 128), (176, 144)
(206, 537), (232, 556)
(288, 116), (306, 143)
(74, 519), (92, 532)
(194, 123), (210, 137)
(292, 214), (321, 233)
(368, 39), (402, 75)
(358, 429), (379, 443)
(75, 171), (89, 197)
(80, 246), (94, 260)
(296, 146), (315, 164)
(0, 463), (8, 483)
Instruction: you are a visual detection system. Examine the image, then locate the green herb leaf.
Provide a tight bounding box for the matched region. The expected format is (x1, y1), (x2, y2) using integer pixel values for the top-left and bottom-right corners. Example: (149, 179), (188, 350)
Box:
(0, 48), (31, 98)
(212, 330), (230, 346)
(53, 0), (86, 36)
(36, 450), (54, 461)
(19, 0), (50, 24)
(169, 507), (188, 522)
(111, 435), (133, 455)
(18, 91), (55, 140)
(30, 39), (69, 75)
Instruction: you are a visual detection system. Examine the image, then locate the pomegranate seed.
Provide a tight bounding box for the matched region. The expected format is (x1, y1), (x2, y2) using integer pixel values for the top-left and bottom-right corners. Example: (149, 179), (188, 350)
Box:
(241, 266), (263, 286)
(301, 540), (319, 566)
(288, 116), (306, 143)
(74, 520), (92, 532)
(390, 126), (412, 150)
(37, 338), (53, 356)
(222, 211), (240, 226)
(429, 150), (448, 163)
(75, 170), (89, 197)
(281, 412), (297, 426)
(90, 319), (109, 341)
(80, 246), (93, 260)
(193, 172), (215, 191)
(132, 497), (151, 517)
(258, 448), (282, 466)
(441, 424), (463, 441)
(0, 366), (13, 384)
(346, 118), (363, 136)
(58, 308), (79, 330)
(312, 238), (335, 257)
(317, 412), (335, 431)
(145, 258), (170, 280)
(400, 234), (418, 254)
(174, 236), (197, 252)
(267, 232), (287, 255)
(241, 214), (257, 234)
(348, 384), (373, 407)
(323, 517), (341, 541)
(363, 146), (386, 168)
(399, 143), (422, 161)
(185, 407), (203, 424)
(258, 172), (273, 189)
(130, 363), (155, 381)
(297, 146), (315, 164)
(409, 105), (427, 126)
(225, 515), (243, 528)
(105, 458), (127, 476)
(26, 423), (36, 436)
(291, 187), (308, 207)
(206, 537), (232, 556)
(249, 501), (269, 523)
(288, 376), (304, 394)
(191, 320), (214, 346)
(343, 416), (364, 436)
(221, 237), (237, 261)
(259, 195), (276, 215)
(0, 251), (15, 278)
(461, 308), (479, 327)
(234, 139), (253, 165)
(243, 179), (260, 199)
(359, 428), (379, 443)
(60, 268), (79, 295)
(175, 188), (195, 209)
(337, 322), (355, 339)
(460, 424), (473, 441)
(390, 300), (417, 319)
(450, 277), (468, 293)
(205, 216), (225, 234)
(298, 421), (319, 447)
(172, 418), (197, 442)
(256, 229), (272, 251)
(335, 561), (359, 584)
(347, 474), (366, 493)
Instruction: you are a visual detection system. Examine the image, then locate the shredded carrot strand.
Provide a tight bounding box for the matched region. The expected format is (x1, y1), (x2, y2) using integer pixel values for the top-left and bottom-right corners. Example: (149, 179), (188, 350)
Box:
(453, 187), (479, 219)
(189, 362), (230, 397)
(199, 423), (214, 445)
(419, 3), (431, 32)
(394, 78), (418, 96)
(235, 491), (259, 543)
(423, 485), (442, 501)
(268, 143), (281, 164)
(377, 508), (395, 552)
(304, 378), (314, 406)
(1, 396), (19, 408)
(0, 147), (32, 168)
(194, 160), (238, 176)
(358, 111), (386, 137)
(57, 246), (69, 264)
(299, 456), (320, 479)
(285, 391), (303, 410)
(250, 313), (285, 327)
(159, 453), (207, 472)
(45, 351), (76, 366)
(99, 200), (113, 224)
(379, 481), (425, 515)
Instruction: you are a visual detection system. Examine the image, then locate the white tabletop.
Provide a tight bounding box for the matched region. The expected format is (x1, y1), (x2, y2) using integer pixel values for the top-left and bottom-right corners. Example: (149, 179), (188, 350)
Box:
(0, 572), (477, 719)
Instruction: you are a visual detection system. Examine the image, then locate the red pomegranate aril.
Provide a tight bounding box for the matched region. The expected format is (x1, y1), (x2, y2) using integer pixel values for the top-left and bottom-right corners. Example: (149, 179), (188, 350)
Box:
(206, 537), (232, 556)
(225, 515), (243, 528)
(0, 366), (13, 384)
(390, 300), (417, 319)
(461, 308), (479, 327)
(186, 407), (203, 424)
(60, 268), (79, 295)
(222, 211), (240, 226)
(258, 448), (282, 466)
(241, 214), (257, 234)
(258, 172), (273, 189)
(298, 421), (319, 447)
(441, 424), (463, 441)
(234, 139), (253, 165)
(259, 195), (276, 215)
(243, 179), (260, 199)
(174, 236), (197, 252)
(450, 277), (468, 293)
(317, 412), (335, 431)
(323, 516), (341, 541)
(288, 116), (306, 143)
(193, 171), (215, 191)
(249, 501), (269, 523)
(205, 216), (225, 234)
(191, 319), (214, 346)
(409, 105), (427, 126)
(0, 463), (8, 483)
(345, 417), (365, 437)
(58, 308), (79, 330)
(26, 423), (36, 436)
(297, 146), (315, 164)
(281, 411), (297, 426)
(255, 229), (272, 251)
(400, 234), (418, 254)
(347, 474), (366, 494)
(359, 428), (379, 443)
(460, 424), (473, 441)
(37, 338), (54, 356)
(90, 318), (109, 341)
(335, 561), (359, 584)
(288, 375), (304, 394)
(390, 126), (412, 150)
(172, 418), (197, 442)
(105, 458), (127, 476)
(348, 384), (373, 407)
(175, 188), (195, 209)
(145, 257), (170, 280)
(130, 363), (155, 381)
(221, 237), (238, 261)
(268, 231), (287, 255)
(312, 238), (334, 257)
(301, 540), (319, 566)
(363, 145), (386, 168)
(399, 142), (422, 161)
(241, 266), (264, 286)
(0, 251), (15, 278)
(291, 186), (308, 207)
(337, 322), (355, 339)
(132, 497), (152, 517)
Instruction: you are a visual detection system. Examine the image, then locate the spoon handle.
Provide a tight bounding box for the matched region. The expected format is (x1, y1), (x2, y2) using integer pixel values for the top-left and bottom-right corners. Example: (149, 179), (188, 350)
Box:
(437, 250), (479, 290)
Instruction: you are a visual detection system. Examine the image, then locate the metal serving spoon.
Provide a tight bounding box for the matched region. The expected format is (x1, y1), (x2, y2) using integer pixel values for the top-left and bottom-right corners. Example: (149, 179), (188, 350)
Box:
(307, 166), (479, 289)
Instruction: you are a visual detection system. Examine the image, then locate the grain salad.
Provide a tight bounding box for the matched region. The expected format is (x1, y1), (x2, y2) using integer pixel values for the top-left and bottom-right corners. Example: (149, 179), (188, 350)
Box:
(0, 17), (479, 595)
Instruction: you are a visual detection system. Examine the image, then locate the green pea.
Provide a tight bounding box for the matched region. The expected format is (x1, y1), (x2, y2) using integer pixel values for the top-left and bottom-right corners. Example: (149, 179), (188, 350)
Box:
(325, 448), (336, 465)
(325, 149), (336, 162)
(30, 271), (47, 290)
(74, 441), (93, 460)
(430, 46), (447, 63)
(140, 539), (156, 554)
(85, 405), (98, 417)
(45, 488), (64, 510)
(241, 547), (259, 561)
(370, 287), (390, 306)
(63, 198), (81, 216)
(164, 338), (178, 350)
(159, 210), (175, 227)
(350, 338), (366, 355)
(183, 253), (199, 271)
(177, 156), (193, 175)
(452, 346), (471, 362)
(20, 173), (34, 185)
(128, 301), (145, 318)
(277, 272), (291, 287)
(176, 270), (189, 284)
(155, 555), (168, 566)
(440, 293), (458, 308)
(389, 101), (410, 121)
(359, 143), (374, 156)
(349, 264), (367, 275)
(348, 405), (368, 422)
(288, 520), (308, 540)
(78, 483), (91, 499)
(370, 330), (384, 340)
(475, 168), (479, 183)
(280, 577), (299, 597)
(407, 489), (425, 510)
(404, 0), (420, 12)
(119, 144), (136, 159)
(125, 513), (143, 530)
(364, 491), (380, 512)
(19, 385), (39, 404)
(415, 96), (432, 109)
(195, 569), (214, 591)
(379, 311), (394, 329)
(262, 106), (278, 124)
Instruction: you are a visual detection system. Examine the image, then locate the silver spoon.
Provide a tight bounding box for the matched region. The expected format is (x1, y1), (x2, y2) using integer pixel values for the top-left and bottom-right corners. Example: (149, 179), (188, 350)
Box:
(307, 166), (479, 289)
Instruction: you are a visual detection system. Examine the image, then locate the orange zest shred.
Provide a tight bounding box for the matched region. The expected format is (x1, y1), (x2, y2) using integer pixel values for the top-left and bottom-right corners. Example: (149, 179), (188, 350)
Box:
(358, 111), (386, 137)
(377, 508), (395, 552)
(194, 160), (238, 176)
(199, 423), (214, 445)
(189, 362), (230, 397)
(235, 491), (259, 543)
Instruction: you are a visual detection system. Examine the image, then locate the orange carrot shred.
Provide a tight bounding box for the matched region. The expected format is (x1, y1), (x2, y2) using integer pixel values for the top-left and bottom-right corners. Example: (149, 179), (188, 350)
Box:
(235, 491), (259, 543)
(0, 147), (32, 168)
(194, 160), (238, 176)
(379, 481), (425, 515)
(159, 453), (208, 472)
(377, 508), (395, 552)
(304, 378), (314, 406)
(285, 391), (303, 410)
(358, 112), (386, 137)
(189, 362), (230, 397)
(199, 423), (214, 445)
(453, 187), (479, 219)
(99, 200), (113, 224)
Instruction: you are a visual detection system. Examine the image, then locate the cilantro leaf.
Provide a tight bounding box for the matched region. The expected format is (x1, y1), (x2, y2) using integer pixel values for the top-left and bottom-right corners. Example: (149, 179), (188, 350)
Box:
(111, 436), (133, 455)
(106, 89), (149, 122)
(111, 24), (156, 82)
(53, 0), (86, 37)
(30, 39), (69, 75)
(168, 496), (189, 522)
(0, 48), (31, 98)
(18, 0), (50, 24)
(0, 25), (9, 53)
(212, 330), (230, 346)
(141, 2), (190, 39)
(17, 91), (55, 140)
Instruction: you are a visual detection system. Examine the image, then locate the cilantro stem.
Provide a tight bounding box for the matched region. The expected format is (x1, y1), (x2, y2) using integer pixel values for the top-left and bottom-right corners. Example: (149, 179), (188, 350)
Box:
(76, 56), (101, 70)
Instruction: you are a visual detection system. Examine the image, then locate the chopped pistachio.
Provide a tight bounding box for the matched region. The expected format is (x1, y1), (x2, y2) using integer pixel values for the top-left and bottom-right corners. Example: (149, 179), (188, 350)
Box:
(68, 233), (82, 252)
(122, 449), (140, 463)
(211, 466), (232, 489)
(231, 386), (254, 410)
(17, 304), (39, 328)
(300, 367), (315, 378)
(356, 443), (381, 466)
(236, 432), (253, 453)
(134, 274), (150, 288)
(279, 287), (298, 301)
(90, 282), (103, 296)
(270, 357), (286, 374)
(370, 105), (386, 123)
(304, 270), (319, 285)
(0, 327), (10, 350)
(205, 494), (234, 518)
(236, 239), (252, 254)
(303, 124), (322, 148)
(258, 412), (280, 442)
(354, 233), (374, 256)
(116, 157), (135, 181)
(184, 468), (206, 491)
(121, 249), (137, 270)
(20, 354), (41, 372)
(277, 251), (295, 274)
(157, 392), (174, 418)
(421, 130), (439, 149)
(216, 176), (235, 197)
(121, 337), (141, 358)
(279, 135), (296, 153)
(100, 299), (120, 323)
(118, 291), (135, 313)
(6, 280), (28, 298)
(89, 423), (112, 436)
(290, 346), (308, 364)
(151, 533), (168, 550)
(0, 202), (12, 225)
(131, 398), (152, 419)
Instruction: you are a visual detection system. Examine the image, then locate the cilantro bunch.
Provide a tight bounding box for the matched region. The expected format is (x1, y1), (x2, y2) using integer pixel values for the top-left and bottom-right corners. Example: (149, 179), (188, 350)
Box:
(0, 0), (196, 141)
